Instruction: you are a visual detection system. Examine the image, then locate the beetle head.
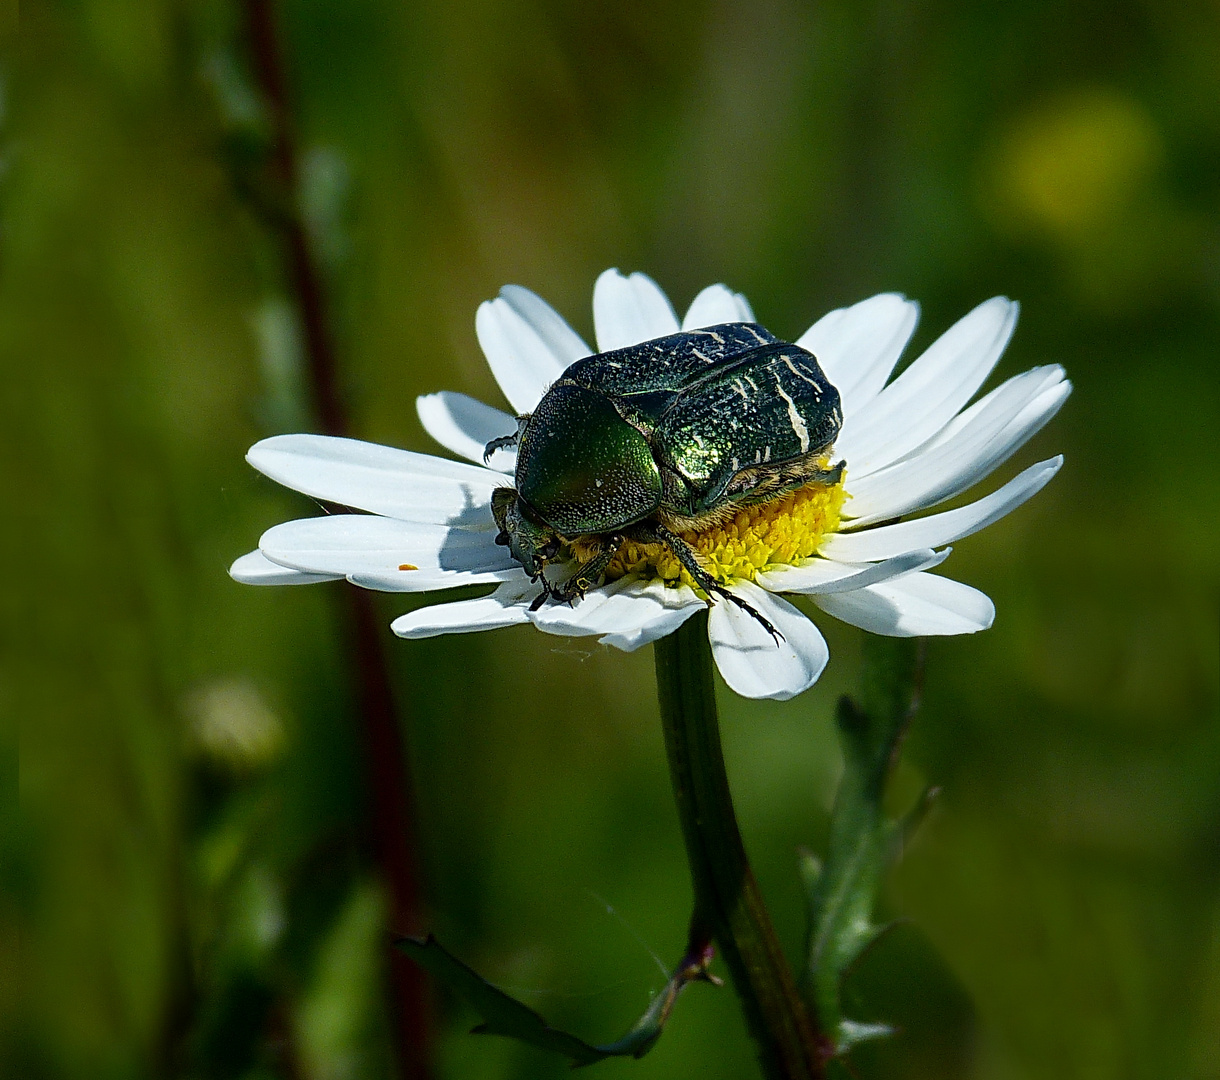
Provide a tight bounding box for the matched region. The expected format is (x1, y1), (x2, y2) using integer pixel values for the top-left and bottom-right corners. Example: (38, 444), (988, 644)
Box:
(491, 487), (560, 578)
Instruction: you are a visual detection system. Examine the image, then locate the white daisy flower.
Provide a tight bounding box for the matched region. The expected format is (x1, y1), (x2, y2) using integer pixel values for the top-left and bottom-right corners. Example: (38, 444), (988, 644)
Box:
(231, 270), (1068, 701)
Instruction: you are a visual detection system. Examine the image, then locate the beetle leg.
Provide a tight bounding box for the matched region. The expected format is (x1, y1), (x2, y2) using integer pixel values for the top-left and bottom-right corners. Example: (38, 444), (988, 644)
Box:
(528, 565), (567, 611)
(526, 563), (564, 611)
(554, 534), (625, 604)
(483, 415), (530, 463)
(809, 457), (846, 487)
(647, 524), (784, 644)
(483, 433), (518, 461)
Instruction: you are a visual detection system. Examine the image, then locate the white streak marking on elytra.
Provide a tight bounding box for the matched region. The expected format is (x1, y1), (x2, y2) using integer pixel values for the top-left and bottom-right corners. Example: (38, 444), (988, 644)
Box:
(692, 347), (711, 363)
(763, 445), (772, 462)
(782, 354), (820, 388)
(774, 376), (810, 453)
(745, 326), (767, 344)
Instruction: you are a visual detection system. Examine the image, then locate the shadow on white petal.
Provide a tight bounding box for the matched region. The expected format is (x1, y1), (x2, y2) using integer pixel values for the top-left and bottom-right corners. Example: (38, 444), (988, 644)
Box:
(707, 581), (828, 700)
(416, 391), (517, 473)
(813, 572), (994, 636)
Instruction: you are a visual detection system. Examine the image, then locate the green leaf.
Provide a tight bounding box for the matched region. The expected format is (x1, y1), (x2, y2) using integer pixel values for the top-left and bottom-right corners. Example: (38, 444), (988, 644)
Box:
(395, 934), (710, 1066)
(801, 636), (924, 1051)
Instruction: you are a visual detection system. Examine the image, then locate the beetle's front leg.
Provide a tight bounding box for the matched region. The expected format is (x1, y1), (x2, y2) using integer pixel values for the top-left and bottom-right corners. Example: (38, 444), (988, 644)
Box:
(553, 534), (624, 604)
(483, 414), (531, 463)
(630, 523), (784, 644)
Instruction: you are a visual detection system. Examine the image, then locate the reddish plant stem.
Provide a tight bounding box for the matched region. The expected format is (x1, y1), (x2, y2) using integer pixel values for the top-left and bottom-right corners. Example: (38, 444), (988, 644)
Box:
(243, 0), (343, 435)
(242, 2), (432, 1076)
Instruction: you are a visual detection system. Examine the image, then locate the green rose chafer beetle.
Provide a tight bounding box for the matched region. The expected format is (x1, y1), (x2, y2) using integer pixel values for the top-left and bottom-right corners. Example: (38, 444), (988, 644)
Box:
(488, 322), (845, 636)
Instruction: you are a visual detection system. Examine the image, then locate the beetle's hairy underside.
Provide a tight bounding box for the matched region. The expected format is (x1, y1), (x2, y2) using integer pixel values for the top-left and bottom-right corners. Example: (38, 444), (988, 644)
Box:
(488, 323), (845, 642)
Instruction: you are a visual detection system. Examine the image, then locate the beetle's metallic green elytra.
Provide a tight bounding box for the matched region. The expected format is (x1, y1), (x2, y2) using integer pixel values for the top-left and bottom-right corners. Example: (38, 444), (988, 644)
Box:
(489, 322), (844, 636)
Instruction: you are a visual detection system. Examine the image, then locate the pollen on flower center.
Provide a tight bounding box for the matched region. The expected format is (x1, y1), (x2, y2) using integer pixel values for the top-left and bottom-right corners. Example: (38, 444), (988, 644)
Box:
(602, 478), (847, 589)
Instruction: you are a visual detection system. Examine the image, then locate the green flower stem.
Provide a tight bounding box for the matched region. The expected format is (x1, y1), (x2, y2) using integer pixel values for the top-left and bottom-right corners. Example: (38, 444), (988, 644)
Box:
(655, 611), (827, 1080)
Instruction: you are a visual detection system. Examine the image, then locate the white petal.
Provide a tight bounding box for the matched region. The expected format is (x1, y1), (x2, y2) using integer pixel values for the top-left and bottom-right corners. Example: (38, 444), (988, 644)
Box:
(343, 568), (522, 592)
(499, 284), (591, 365)
(229, 549), (343, 586)
(599, 593), (705, 651)
(707, 582), (829, 700)
(820, 456), (1062, 563)
(755, 547), (950, 595)
(476, 287), (588, 414)
(796, 293), (919, 415)
(835, 297), (1019, 477)
(844, 367), (1071, 525)
(681, 284), (755, 329)
(527, 575), (702, 650)
(592, 269), (680, 352)
(813, 572), (994, 636)
(247, 434), (502, 528)
(391, 578), (536, 638)
(415, 391), (518, 473)
(258, 514), (517, 591)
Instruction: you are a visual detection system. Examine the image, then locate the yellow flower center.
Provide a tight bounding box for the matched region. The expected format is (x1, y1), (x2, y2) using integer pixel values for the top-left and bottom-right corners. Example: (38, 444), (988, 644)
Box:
(602, 478), (846, 589)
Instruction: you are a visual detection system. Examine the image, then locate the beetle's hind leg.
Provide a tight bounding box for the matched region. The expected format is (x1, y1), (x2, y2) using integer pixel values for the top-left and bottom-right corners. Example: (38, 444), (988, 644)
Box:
(646, 524), (784, 644)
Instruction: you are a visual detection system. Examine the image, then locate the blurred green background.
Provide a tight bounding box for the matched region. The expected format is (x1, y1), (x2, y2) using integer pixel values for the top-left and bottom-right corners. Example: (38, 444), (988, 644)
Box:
(8, 0), (1220, 1077)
